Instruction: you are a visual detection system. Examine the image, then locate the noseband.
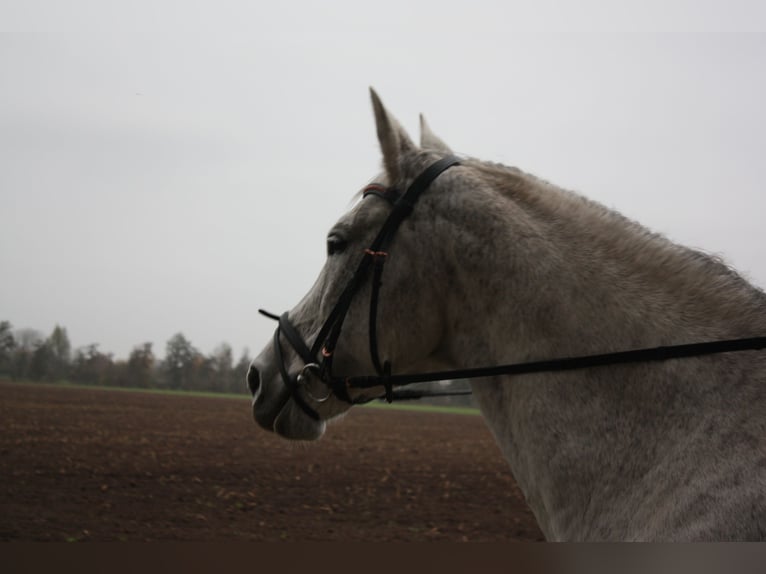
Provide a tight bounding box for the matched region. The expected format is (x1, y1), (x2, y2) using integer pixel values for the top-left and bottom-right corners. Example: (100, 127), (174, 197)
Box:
(259, 156), (766, 421)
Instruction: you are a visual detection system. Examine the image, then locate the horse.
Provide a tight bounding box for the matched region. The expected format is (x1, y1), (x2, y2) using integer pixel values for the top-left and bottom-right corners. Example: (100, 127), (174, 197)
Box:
(247, 89), (766, 541)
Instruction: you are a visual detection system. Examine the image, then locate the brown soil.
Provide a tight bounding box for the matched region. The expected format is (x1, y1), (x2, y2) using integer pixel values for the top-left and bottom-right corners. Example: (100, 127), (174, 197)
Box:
(0, 382), (543, 542)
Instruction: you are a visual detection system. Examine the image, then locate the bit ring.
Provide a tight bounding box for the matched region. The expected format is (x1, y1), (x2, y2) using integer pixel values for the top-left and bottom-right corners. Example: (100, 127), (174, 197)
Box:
(296, 363), (332, 403)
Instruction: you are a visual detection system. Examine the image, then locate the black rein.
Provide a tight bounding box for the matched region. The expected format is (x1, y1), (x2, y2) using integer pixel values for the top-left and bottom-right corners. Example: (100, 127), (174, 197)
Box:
(341, 336), (766, 390)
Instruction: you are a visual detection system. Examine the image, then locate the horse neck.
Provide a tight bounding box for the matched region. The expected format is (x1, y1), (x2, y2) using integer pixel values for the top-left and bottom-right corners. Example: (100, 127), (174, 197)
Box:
(439, 163), (766, 365)
(435, 164), (766, 540)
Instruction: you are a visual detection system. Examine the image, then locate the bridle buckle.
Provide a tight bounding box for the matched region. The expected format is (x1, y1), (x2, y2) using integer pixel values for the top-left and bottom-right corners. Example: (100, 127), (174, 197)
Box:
(296, 363), (333, 403)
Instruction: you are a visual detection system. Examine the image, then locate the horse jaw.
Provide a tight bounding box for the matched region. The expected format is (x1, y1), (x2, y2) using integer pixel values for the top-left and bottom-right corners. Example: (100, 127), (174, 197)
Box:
(251, 384), (327, 441)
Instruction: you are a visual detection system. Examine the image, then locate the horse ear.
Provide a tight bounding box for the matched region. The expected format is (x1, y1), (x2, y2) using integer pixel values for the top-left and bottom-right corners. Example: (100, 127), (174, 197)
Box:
(369, 88), (416, 182)
(419, 114), (453, 153)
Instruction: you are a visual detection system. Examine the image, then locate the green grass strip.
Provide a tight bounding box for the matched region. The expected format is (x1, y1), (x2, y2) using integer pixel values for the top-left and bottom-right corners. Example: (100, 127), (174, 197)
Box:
(2, 379), (480, 415)
(361, 401), (480, 416)
(2, 380), (249, 400)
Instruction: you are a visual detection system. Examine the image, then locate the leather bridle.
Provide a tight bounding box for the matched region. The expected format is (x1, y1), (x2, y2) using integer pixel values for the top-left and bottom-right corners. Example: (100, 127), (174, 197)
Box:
(258, 155), (766, 421)
(259, 155), (462, 419)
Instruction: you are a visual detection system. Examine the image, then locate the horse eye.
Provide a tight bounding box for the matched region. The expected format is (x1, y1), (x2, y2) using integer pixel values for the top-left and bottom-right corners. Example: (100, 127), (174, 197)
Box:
(327, 235), (347, 256)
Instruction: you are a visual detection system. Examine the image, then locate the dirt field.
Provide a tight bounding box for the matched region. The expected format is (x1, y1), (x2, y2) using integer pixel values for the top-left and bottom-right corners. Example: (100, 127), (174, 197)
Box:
(0, 381), (543, 542)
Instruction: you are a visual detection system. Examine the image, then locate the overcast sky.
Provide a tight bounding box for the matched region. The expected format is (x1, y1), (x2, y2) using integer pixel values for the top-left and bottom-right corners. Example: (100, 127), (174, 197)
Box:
(1, 2), (765, 360)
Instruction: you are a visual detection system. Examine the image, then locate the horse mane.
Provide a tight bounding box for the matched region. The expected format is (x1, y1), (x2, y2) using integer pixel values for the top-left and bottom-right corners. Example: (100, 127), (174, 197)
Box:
(465, 157), (766, 311)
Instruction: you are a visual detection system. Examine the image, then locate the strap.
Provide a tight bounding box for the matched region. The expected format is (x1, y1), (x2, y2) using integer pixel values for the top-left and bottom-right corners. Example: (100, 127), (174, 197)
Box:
(310, 156), (461, 369)
(368, 252), (386, 374)
(278, 312), (315, 365)
(342, 336), (766, 390)
(385, 388), (473, 400)
(272, 326), (321, 420)
(397, 155), (461, 209)
(346, 387), (473, 404)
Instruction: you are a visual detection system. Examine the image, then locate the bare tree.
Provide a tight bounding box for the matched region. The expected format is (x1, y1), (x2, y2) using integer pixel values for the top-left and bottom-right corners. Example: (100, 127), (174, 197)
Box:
(47, 325), (71, 381)
(11, 328), (44, 379)
(71, 344), (114, 385)
(163, 333), (197, 390)
(210, 343), (234, 392)
(0, 321), (15, 376)
(127, 342), (155, 388)
(14, 328), (44, 352)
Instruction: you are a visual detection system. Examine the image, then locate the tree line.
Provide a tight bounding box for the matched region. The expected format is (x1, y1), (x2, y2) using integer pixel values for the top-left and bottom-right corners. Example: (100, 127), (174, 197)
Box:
(0, 320), (475, 406)
(0, 321), (251, 395)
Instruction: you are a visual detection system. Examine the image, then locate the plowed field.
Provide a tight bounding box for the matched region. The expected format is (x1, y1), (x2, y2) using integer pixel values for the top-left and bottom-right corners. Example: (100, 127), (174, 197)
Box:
(0, 382), (543, 541)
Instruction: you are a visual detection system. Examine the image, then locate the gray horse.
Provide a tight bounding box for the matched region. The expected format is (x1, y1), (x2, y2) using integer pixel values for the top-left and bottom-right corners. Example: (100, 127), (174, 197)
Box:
(248, 90), (766, 541)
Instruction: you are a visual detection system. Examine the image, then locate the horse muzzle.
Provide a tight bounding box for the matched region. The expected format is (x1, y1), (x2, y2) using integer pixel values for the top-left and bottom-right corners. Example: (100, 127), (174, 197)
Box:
(248, 357), (326, 440)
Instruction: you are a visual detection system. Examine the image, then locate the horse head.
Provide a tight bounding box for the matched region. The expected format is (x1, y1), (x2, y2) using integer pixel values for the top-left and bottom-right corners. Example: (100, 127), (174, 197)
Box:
(248, 90), (468, 440)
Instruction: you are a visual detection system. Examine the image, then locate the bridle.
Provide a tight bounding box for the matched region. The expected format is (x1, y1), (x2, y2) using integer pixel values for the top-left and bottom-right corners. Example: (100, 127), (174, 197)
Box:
(259, 155), (766, 421)
(259, 155), (462, 419)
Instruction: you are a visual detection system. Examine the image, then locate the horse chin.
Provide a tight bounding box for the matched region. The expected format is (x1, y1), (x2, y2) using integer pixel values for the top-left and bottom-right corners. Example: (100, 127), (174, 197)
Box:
(272, 400), (326, 441)
(251, 378), (326, 440)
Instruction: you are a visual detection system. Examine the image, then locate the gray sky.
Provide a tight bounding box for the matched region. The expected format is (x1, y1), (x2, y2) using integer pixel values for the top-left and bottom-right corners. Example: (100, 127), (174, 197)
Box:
(1, 2), (765, 360)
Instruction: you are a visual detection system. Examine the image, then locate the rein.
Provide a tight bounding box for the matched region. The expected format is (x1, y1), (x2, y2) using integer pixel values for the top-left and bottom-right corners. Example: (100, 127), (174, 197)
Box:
(340, 336), (766, 390)
(259, 155), (766, 418)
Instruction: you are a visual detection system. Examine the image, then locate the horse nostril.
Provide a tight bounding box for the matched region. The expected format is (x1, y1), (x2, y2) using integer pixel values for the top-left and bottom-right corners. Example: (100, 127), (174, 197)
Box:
(247, 365), (261, 396)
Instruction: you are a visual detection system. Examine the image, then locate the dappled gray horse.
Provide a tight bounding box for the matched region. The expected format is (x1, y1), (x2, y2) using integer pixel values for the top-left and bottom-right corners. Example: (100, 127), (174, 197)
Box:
(248, 90), (766, 541)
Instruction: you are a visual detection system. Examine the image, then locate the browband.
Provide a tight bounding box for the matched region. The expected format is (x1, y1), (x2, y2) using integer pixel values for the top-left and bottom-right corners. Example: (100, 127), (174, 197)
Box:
(362, 183), (400, 204)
